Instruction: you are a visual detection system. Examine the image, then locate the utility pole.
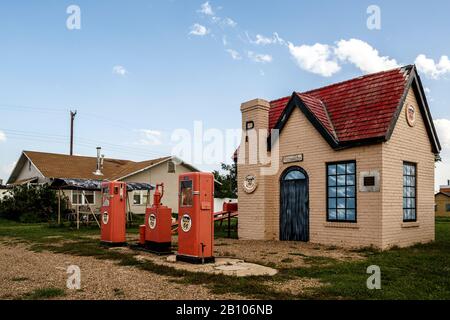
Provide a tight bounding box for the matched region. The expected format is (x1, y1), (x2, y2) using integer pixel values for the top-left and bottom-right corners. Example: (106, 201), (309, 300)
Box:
(70, 110), (77, 155)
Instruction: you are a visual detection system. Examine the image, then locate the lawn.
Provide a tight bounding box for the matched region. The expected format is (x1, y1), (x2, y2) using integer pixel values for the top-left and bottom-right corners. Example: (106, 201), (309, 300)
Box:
(0, 217), (449, 300)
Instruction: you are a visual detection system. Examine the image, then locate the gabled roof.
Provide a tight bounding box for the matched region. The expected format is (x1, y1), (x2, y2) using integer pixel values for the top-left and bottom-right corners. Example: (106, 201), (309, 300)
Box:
(267, 65), (441, 153)
(6, 151), (185, 184)
(436, 192), (450, 198)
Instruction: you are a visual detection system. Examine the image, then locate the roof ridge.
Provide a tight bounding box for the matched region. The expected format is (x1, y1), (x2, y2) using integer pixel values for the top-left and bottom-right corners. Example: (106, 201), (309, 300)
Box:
(24, 150), (135, 163)
(302, 65), (412, 96)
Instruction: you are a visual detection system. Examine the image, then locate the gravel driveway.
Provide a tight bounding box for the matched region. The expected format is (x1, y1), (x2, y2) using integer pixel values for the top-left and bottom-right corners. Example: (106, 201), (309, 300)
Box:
(0, 243), (243, 300)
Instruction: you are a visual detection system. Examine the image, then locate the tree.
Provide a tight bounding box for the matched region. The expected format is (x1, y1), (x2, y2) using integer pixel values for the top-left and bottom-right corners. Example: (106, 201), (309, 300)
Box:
(213, 163), (237, 199)
(0, 184), (67, 223)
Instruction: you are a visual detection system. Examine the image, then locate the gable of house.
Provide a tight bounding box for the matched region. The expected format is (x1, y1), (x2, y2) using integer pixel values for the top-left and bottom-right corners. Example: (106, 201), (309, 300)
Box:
(266, 65), (441, 154)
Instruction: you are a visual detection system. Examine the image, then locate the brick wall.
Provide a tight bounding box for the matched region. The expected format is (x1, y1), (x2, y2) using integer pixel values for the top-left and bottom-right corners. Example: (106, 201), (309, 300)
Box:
(381, 88), (436, 248)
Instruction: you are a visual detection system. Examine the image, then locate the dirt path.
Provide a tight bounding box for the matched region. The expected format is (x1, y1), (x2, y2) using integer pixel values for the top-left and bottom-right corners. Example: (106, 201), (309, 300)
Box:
(0, 243), (244, 300)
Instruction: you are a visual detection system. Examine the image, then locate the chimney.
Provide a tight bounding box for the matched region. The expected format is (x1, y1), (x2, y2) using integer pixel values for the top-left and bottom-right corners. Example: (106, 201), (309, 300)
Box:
(239, 98), (270, 164)
(93, 147), (104, 176)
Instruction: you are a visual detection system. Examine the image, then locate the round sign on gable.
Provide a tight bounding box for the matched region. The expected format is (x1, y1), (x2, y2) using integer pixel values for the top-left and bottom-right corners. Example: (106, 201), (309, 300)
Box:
(243, 174), (257, 193)
(406, 105), (416, 127)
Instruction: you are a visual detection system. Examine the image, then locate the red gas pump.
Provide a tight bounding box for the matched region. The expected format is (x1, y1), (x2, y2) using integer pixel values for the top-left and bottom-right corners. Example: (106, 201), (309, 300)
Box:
(144, 183), (172, 253)
(100, 181), (127, 245)
(176, 172), (215, 264)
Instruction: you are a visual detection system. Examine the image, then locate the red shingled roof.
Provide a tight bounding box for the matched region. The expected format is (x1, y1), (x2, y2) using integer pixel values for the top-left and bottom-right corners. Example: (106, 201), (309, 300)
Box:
(269, 66), (412, 143)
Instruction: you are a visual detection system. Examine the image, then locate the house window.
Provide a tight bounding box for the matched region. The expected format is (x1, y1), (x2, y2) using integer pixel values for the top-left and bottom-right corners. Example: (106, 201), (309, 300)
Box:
(403, 162), (417, 222)
(71, 191), (95, 205)
(446, 204), (450, 212)
(327, 161), (357, 222)
(133, 191), (148, 205)
(168, 161), (176, 173)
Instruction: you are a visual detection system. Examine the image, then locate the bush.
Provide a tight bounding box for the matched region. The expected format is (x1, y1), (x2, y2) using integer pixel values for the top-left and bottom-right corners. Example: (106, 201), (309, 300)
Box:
(0, 184), (67, 223)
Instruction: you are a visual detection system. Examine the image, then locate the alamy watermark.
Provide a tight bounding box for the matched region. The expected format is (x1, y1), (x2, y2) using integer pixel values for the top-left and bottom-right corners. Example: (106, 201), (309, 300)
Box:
(366, 265), (381, 290)
(66, 265), (81, 290)
(66, 5), (81, 30)
(367, 5), (381, 30)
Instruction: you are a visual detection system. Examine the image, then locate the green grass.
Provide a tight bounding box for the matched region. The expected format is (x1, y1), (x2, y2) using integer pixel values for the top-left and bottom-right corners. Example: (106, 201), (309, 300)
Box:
(22, 287), (66, 300)
(1, 218), (450, 299)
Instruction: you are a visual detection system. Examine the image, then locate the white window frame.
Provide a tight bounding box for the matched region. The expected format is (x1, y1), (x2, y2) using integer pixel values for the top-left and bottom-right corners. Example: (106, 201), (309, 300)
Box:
(71, 190), (96, 206)
(133, 190), (148, 206)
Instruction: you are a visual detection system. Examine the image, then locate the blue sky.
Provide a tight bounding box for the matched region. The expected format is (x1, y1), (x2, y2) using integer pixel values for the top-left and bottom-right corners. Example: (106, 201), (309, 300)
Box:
(0, 0), (449, 188)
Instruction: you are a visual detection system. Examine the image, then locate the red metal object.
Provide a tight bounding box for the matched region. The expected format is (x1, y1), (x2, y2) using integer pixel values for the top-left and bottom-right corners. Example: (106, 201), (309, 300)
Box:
(100, 181), (127, 245)
(176, 172), (215, 264)
(139, 225), (146, 245)
(222, 202), (238, 213)
(144, 183), (172, 252)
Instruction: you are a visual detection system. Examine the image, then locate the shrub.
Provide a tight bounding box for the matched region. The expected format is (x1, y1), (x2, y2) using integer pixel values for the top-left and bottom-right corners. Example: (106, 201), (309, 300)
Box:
(0, 184), (67, 223)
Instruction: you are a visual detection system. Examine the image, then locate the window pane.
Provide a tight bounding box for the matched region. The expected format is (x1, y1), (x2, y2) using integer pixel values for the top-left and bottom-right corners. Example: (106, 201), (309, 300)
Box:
(328, 198), (336, 209)
(329, 187), (336, 197)
(337, 209), (346, 220)
(346, 186), (355, 197)
(347, 163), (355, 174)
(347, 175), (355, 186)
(337, 164), (346, 174)
(337, 198), (346, 209)
(328, 176), (336, 186)
(133, 194), (141, 205)
(347, 210), (356, 221)
(85, 194), (94, 204)
(337, 176), (346, 186)
(347, 198), (355, 209)
(328, 209), (337, 220)
(180, 180), (193, 207)
(337, 187), (346, 197)
(285, 170), (306, 180)
(328, 165), (337, 175)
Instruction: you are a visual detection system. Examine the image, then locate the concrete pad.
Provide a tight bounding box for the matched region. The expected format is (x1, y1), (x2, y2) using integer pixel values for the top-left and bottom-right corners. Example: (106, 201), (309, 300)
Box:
(135, 254), (277, 277)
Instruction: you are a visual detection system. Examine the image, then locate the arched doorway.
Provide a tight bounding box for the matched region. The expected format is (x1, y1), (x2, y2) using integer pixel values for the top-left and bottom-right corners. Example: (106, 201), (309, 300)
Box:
(280, 167), (309, 241)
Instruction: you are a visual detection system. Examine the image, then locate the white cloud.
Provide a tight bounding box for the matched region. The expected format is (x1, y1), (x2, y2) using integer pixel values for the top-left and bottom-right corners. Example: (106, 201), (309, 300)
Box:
(434, 119), (450, 190)
(226, 49), (241, 60)
(251, 32), (285, 46)
(415, 54), (450, 79)
(136, 129), (162, 146)
(435, 119), (450, 149)
(199, 2), (214, 16)
(222, 17), (237, 27)
(0, 130), (6, 142)
(189, 23), (209, 36)
(425, 87), (431, 94)
(288, 42), (341, 77)
(247, 51), (272, 63)
(222, 36), (228, 46)
(112, 65), (128, 76)
(1, 161), (16, 180)
(335, 39), (399, 74)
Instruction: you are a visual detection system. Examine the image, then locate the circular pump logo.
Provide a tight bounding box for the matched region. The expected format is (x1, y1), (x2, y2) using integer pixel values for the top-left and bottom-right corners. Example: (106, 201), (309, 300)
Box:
(102, 212), (109, 225)
(181, 214), (192, 232)
(148, 214), (157, 230)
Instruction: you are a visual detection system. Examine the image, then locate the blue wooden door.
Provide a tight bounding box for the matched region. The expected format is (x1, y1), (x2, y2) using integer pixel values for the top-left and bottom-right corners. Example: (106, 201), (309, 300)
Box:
(280, 168), (309, 241)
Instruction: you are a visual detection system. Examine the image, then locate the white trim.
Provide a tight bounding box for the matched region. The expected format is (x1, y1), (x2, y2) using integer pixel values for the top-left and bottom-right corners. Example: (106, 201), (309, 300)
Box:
(71, 190), (96, 206)
(115, 156), (200, 180)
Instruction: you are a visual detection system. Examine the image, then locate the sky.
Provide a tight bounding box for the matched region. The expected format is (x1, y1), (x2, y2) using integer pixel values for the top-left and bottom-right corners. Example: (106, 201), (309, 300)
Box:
(0, 0), (449, 189)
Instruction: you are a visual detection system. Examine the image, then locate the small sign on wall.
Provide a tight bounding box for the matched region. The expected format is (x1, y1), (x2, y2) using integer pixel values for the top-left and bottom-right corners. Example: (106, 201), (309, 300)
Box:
(359, 170), (381, 192)
(283, 154), (304, 164)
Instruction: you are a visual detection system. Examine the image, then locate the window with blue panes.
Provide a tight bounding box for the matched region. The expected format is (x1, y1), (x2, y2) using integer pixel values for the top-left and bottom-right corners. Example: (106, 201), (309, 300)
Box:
(327, 161), (356, 222)
(403, 162), (417, 222)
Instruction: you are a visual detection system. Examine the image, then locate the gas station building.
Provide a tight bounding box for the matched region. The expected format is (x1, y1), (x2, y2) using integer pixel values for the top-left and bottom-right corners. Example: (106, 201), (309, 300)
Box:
(237, 65), (441, 249)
